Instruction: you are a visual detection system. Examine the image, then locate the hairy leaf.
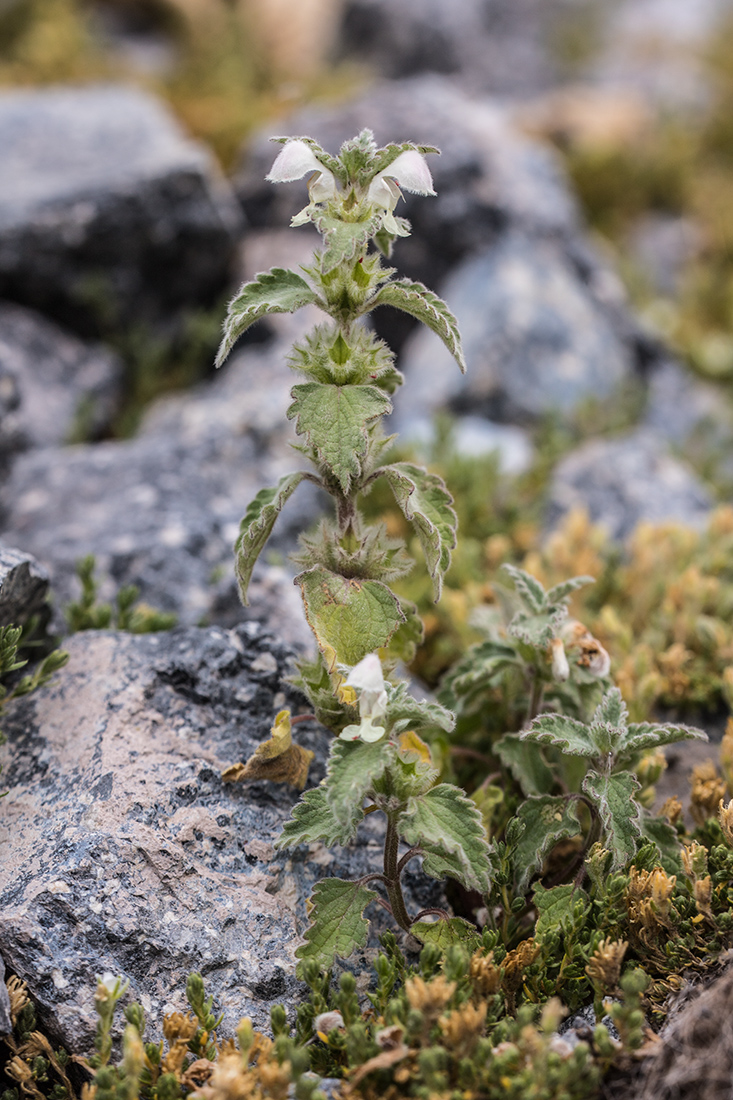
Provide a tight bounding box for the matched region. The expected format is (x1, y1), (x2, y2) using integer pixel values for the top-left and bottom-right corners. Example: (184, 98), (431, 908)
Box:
(288, 382), (391, 493)
(325, 738), (392, 829)
(295, 878), (378, 973)
(410, 917), (482, 953)
(367, 279), (466, 373)
(533, 882), (589, 939)
(502, 565), (548, 614)
(222, 709), (314, 790)
(380, 463), (457, 599)
(385, 598), (424, 665)
(400, 783), (493, 894)
(512, 797), (583, 892)
(521, 713), (597, 757)
(439, 640), (519, 712)
(494, 735), (555, 797)
(386, 680), (454, 736)
(297, 566), (405, 671)
(217, 269), (318, 366)
(276, 787), (359, 849)
(312, 210), (381, 273)
(582, 770), (643, 871)
(641, 815), (683, 873)
(509, 608), (567, 649)
(621, 720), (707, 758)
(235, 472), (310, 604)
(545, 576), (595, 605)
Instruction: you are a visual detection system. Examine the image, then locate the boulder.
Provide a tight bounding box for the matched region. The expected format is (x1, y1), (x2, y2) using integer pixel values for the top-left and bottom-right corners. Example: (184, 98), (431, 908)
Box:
(546, 430), (713, 542)
(0, 954), (11, 1036)
(0, 85), (243, 337)
(0, 302), (123, 454)
(0, 623), (438, 1050)
(0, 545), (50, 633)
(392, 230), (633, 430)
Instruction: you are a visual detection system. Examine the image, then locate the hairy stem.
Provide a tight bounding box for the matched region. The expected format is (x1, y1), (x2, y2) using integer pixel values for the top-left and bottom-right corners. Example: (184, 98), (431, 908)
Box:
(526, 672), (545, 727)
(384, 817), (413, 933)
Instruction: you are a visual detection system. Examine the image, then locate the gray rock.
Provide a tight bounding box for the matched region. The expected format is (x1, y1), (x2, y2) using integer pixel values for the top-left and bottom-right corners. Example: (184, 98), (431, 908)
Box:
(546, 430), (713, 541)
(393, 231), (633, 428)
(236, 75), (580, 300)
(0, 302), (123, 453)
(0, 952), (11, 1035)
(400, 416), (534, 476)
(644, 359), (733, 445)
(629, 215), (702, 297)
(0, 623), (438, 1050)
(0, 85), (243, 336)
(0, 544), (50, 632)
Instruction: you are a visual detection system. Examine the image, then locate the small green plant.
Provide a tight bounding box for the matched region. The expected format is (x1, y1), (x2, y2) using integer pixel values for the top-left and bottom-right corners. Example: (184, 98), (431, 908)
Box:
(65, 556), (177, 634)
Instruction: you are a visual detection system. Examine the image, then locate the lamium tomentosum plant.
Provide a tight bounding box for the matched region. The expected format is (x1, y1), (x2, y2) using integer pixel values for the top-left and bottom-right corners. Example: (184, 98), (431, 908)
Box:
(216, 129), (492, 970)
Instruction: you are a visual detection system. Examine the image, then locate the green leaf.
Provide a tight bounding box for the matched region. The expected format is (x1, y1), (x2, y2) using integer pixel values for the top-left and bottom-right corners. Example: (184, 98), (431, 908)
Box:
(216, 269), (318, 366)
(439, 640), (519, 712)
(494, 735), (555, 797)
(399, 784), (493, 894)
(502, 565), (548, 614)
(385, 681), (455, 736)
(545, 576), (595, 605)
(641, 816), (683, 874)
(295, 878), (378, 973)
(235, 472), (310, 604)
(365, 142), (440, 183)
(512, 797), (583, 892)
(276, 788), (359, 850)
(367, 278), (466, 373)
(582, 770), (643, 871)
(410, 917), (482, 954)
(533, 882), (589, 939)
(621, 720), (707, 758)
(385, 598), (424, 665)
(311, 210), (381, 274)
(288, 382), (391, 493)
(509, 608), (566, 649)
(380, 463), (457, 600)
(325, 738), (392, 830)
(521, 713), (597, 757)
(296, 566), (405, 671)
(594, 689), (627, 729)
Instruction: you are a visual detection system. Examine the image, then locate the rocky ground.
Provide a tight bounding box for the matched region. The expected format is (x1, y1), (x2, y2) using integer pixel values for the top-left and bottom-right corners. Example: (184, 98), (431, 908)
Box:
(2, 0), (733, 1089)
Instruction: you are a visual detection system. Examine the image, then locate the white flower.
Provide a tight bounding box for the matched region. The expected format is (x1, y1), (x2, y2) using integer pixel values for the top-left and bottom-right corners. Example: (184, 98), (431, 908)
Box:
(367, 150), (436, 209)
(339, 653), (388, 743)
(550, 638), (570, 683)
(266, 139), (338, 224)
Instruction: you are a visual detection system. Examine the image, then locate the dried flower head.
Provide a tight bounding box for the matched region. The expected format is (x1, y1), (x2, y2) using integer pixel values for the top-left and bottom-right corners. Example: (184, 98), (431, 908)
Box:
(585, 939), (628, 994)
(405, 974), (456, 1016)
(626, 866), (676, 929)
(690, 761), (726, 826)
(469, 951), (502, 997)
(719, 798), (733, 846)
(660, 796), (683, 827)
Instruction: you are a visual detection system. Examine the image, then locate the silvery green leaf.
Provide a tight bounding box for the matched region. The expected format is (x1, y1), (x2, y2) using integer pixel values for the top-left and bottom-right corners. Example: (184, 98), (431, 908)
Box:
(410, 917), (481, 953)
(325, 738), (393, 830)
(494, 735), (555, 797)
(216, 269), (318, 366)
(501, 565), (548, 614)
(276, 788), (359, 850)
(295, 878), (378, 974)
(366, 279), (466, 373)
(235, 472), (310, 604)
(399, 783), (493, 894)
(311, 210), (381, 274)
(385, 680), (454, 736)
(545, 576), (595, 605)
(582, 769), (643, 871)
(521, 713), (597, 757)
(512, 796), (583, 892)
(380, 462), (457, 600)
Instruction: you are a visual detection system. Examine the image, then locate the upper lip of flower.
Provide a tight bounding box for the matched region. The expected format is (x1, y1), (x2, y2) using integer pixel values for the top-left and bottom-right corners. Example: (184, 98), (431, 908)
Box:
(339, 653), (389, 741)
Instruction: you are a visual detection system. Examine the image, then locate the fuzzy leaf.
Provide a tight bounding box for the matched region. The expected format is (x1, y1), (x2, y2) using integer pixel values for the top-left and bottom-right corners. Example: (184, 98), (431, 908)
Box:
(276, 788), (358, 850)
(311, 210), (381, 274)
(502, 565), (548, 613)
(296, 566), (405, 671)
(295, 878), (378, 973)
(325, 738), (392, 829)
(386, 680), (455, 736)
(533, 882), (589, 939)
(217, 269), (318, 366)
(512, 797), (583, 892)
(385, 598), (424, 665)
(288, 383), (391, 493)
(367, 279), (466, 373)
(222, 710), (314, 790)
(509, 608), (566, 649)
(410, 917), (482, 953)
(380, 463), (457, 600)
(521, 713), (597, 757)
(439, 640), (519, 712)
(641, 816), (683, 873)
(235, 472), (309, 604)
(400, 783), (493, 894)
(621, 720), (707, 757)
(545, 576), (595, 605)
(494, 735), (555, 797)
(582, 770), (643, 871)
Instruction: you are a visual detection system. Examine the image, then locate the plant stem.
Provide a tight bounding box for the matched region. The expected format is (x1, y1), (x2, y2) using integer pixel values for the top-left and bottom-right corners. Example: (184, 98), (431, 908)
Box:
(384, 817), (413, 933)
(526, 672), (545, 726)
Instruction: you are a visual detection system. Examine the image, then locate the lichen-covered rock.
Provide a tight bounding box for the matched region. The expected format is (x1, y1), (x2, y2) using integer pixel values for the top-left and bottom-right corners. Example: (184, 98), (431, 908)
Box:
(0, 302), (122, 453)
(0, 544), (49, 632)
(392, 231), (633, 430)
(546, 430), (713, 541)
(0, 954), (11, 1036)
(0, 623), (436, 1050)
(0, 85), (243, 336)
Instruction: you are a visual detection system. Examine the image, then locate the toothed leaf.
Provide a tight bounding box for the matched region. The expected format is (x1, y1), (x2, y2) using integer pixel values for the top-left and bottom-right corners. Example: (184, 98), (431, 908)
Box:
(217, 269), (317, 366)
(385, 680), (455, 736)
(494, 735), (555, 796)
(235, 472), (309, 604)
(380, 462), (457, 600)
(621, 720), (707, 758)
(311, 210), (381, 274)
(276, 788), (358, 850)
(545, 576), (595, 605)
(502, 565), (548, 613)
(410, 917), (481, 953)
(367, 278), (466, 373)
(521, 713), (597, 757)
(399, 783), (493, 894)
(582, 769), (643, 871)
(296, 566), (405, 672)
(295, 878), (378, 974)
(533, 882), (589, 939)
(288, 383), (391, 493)
(325, 738), (392, 830)
(512, 797), (583, 892)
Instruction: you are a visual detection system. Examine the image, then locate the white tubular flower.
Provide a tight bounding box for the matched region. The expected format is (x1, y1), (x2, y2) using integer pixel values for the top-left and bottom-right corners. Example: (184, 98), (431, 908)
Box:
(550, 638), (570, 683)
(266, 139), (338, 222)
(339, 653), (388, 743)
(366, 150), (435, 236)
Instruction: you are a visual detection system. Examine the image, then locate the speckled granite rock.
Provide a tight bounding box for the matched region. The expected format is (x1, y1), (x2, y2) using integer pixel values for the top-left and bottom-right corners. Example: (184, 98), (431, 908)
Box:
(0, 623), (438, 1050)
(0, 85), (243, 336)
(546, 430), (713, 541)
(0, 302), (122, 454)
(0, 954), (11, 1036)
(0, 544), (50, 632)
